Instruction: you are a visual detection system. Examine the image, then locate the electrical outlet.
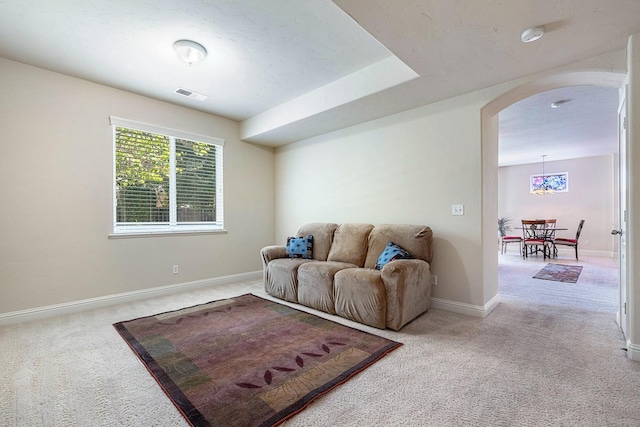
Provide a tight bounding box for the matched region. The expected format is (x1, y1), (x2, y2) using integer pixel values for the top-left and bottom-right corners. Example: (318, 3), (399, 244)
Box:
(431, 275), (438, 286)
(172, 265), (179, 274)
(585, 240), (591, 246)
(452, 204), (464, 216)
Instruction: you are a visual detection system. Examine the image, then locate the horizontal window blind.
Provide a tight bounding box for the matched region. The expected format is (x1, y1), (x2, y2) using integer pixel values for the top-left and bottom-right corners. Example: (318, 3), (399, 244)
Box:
(112, 118), (224, 235)
(110, 116), (225, 147)
(115, 128), (171, 225)
(175, 138), (218, 223)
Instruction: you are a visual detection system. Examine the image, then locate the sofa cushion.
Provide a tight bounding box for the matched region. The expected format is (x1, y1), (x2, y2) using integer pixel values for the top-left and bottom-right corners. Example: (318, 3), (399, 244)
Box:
(375, 241), (413, 270)
(365, 224), (433, 269)
(334, 268), (386, 329)
(327, 223), (374, 267)
(297, 223), (339, 261)
(298, 261), (356, 314)
(264, 258), (312, 303)
(286, 235), (313, 259)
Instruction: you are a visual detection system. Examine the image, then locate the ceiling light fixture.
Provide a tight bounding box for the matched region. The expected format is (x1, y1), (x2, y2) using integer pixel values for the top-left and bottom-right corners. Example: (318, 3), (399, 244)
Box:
(173, 40), (207, 66)
(550, 99), (571, 108)
(521, 26), (545, 43)
(531, 155), (555, 195)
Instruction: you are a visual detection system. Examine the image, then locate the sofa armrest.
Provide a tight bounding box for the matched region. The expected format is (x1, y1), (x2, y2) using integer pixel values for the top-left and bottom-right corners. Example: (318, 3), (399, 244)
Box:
(381, 259), (431, 331)
(261, 245), (288, 270)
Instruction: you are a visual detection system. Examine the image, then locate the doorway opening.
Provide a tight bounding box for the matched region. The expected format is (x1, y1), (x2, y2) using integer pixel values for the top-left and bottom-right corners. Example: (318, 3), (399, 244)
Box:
(481, 71), (626, 326)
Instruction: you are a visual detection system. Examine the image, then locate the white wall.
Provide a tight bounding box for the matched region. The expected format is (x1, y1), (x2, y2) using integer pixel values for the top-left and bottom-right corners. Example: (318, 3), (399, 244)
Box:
(0, 58), (275, 315)
(275, 51), (627, 313)
(0, 42), (633, 336)
(275, 93), (488, 307)
(499, 156), (616, 256)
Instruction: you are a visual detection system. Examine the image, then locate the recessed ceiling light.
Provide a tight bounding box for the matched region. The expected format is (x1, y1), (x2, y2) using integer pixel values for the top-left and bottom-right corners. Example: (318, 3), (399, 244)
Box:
(173, 40), (207, 65)
(521, 26), (544, 43)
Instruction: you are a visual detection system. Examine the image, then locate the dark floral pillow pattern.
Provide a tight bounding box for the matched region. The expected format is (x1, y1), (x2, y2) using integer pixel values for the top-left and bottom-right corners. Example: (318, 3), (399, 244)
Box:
(286, 235), (314, 259)
(376, 241), (412, 270)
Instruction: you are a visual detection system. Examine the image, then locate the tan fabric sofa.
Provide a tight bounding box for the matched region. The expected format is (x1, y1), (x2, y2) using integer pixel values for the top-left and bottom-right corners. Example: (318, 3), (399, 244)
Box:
(261, 223), (433, 331)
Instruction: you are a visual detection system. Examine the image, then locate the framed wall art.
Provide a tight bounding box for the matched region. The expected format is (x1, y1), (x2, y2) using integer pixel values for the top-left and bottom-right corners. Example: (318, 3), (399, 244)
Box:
(530, 172), (569, 193)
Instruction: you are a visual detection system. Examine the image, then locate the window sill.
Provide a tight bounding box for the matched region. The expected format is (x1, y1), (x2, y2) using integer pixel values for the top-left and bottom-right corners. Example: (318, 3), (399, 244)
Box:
(108, 229), (228, 239)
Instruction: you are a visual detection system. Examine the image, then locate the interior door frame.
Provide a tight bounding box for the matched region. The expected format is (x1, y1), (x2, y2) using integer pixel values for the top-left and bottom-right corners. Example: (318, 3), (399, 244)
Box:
(482, 70), (626, 324)
(617, 85), (629, 337)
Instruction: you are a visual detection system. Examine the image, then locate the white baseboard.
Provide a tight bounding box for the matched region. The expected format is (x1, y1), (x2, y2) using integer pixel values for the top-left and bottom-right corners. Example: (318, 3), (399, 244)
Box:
(0, 271), (262, 326)
(626, 339), (640, 361)
(554, 248), (613, 258)
(431, 294), (500, 318)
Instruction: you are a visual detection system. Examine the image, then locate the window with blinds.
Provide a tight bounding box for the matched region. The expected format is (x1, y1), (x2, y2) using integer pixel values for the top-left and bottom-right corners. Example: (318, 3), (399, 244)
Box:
(110, 117), (224, 235)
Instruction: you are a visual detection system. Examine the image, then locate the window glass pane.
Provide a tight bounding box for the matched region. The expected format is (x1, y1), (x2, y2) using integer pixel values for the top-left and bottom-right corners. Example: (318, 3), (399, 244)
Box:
(175, 139), (217, 223)
(115, 127), (170, 224)
(112, 121), (223, 235)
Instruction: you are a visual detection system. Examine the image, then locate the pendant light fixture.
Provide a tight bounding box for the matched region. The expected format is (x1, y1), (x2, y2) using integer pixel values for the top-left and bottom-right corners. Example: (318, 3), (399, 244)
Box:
(531, 155), (555, 195)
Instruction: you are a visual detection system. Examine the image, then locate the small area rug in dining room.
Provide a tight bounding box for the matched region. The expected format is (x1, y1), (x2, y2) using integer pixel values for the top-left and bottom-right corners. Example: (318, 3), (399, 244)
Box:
(113, 294), (401, 427)
(533, 263), (583, 283)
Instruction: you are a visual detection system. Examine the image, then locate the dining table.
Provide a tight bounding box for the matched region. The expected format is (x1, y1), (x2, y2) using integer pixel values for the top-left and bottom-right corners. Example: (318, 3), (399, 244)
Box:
(514, 223), (568, 259)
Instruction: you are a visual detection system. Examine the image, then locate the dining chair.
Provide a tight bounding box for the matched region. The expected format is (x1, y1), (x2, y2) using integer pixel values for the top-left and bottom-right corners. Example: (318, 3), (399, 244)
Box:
(544, 219), (557, 257)
(501, 234), (523, 254)
(521, 219), (549, 259)
(553, 220), (585, 260)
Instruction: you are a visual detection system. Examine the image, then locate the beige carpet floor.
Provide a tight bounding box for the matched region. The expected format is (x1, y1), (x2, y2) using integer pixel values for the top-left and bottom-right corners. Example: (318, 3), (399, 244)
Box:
(2, 254), (640, 426)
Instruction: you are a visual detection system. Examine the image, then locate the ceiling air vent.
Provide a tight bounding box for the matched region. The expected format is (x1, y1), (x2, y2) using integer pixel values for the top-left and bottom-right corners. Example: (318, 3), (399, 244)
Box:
(174, 87), (208, 101)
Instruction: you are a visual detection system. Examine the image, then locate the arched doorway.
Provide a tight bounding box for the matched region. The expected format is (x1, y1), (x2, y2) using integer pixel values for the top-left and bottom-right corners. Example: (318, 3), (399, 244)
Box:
(480, 71), (626, 314)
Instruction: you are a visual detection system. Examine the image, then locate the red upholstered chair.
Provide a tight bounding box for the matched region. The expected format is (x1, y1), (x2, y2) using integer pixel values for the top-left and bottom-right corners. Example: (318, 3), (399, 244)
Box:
(553, 220), (585, 260)
(499, 217), (522, 254)
(544, 219), (557, 236)
(501, 235), (522, 254)
(543, 219), (558, 257)
(521, 219), (549, 259)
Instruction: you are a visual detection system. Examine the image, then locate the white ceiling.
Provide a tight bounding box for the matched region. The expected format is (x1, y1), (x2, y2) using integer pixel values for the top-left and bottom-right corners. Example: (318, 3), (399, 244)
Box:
(499, 85), (620, 166)
(1, 0), (638, 163)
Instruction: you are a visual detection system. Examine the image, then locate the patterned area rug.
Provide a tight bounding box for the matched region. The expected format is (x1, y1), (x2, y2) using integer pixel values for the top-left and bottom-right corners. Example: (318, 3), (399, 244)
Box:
(533, 263), (583, 283)
(113, 294), (401, 427)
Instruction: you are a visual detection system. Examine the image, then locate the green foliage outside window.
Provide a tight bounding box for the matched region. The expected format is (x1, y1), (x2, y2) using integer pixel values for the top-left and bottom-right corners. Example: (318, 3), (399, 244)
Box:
(175, 138), (217, 222)
(115, 128), (217, 224)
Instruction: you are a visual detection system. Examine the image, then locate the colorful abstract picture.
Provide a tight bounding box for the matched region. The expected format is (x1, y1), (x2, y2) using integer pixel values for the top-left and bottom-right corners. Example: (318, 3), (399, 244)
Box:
(530, 172), (569, 193)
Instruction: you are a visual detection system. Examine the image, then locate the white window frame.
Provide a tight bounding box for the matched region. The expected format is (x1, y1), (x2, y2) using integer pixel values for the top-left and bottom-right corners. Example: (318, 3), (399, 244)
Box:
(110, 116), (225, 236)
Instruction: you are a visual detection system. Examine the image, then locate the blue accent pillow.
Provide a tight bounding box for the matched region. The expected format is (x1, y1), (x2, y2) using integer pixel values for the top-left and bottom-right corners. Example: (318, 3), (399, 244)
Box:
(286, 235), (313, 259)
(376, 241), (412, 270)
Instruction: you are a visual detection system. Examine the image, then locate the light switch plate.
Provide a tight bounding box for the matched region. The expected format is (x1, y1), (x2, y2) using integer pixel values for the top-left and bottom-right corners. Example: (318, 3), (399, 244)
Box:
(452, 204), (464, 216)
